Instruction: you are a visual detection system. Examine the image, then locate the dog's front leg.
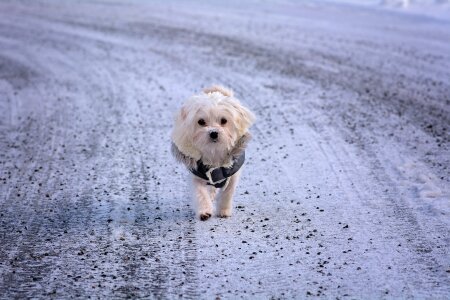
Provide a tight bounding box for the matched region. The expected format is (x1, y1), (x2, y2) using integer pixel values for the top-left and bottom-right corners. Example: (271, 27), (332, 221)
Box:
(217, 170), (241, 218)
(193, 176), (213, 221)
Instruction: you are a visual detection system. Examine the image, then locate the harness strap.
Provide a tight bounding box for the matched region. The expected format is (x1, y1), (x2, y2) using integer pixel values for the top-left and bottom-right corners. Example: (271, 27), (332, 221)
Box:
(191, 151), (245, 188)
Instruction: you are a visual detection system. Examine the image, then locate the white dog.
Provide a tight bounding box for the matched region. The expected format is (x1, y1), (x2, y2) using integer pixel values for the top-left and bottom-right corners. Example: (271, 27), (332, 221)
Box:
(171, 85), (255, 220)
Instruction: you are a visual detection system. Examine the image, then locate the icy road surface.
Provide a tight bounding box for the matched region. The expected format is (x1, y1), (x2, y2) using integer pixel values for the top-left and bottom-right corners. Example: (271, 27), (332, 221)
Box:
(0, 0), (449, 298)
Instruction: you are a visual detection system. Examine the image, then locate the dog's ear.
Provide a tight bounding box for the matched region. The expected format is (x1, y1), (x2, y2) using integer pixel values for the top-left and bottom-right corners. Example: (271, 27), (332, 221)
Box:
(174, 105), (189, 122)
(221, 96), (255, 136)
(179, 106), (188, 121)
(203, 85), (234, 97)
(236, 104), (255, 135)
(172, 103), (202, 161)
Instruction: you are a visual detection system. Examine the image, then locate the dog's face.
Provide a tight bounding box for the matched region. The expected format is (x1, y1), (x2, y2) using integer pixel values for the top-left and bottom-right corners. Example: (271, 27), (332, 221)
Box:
(172, 87), (255, 166)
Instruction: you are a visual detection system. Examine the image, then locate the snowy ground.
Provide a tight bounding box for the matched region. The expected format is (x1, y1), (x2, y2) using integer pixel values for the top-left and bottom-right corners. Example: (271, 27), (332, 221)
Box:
(0, 0), (449, 298)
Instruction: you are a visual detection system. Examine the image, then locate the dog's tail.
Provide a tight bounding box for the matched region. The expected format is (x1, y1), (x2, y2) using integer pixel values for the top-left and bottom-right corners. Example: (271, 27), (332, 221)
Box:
(203, 85), (233, 97)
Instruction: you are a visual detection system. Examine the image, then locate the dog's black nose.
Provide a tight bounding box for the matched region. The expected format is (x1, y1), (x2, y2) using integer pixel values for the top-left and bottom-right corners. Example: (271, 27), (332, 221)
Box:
(209, 131), (218, 140)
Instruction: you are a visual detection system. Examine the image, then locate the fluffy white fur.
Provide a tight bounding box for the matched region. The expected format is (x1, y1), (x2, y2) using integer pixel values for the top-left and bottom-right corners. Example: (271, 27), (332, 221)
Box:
(171, 85), (255, 220)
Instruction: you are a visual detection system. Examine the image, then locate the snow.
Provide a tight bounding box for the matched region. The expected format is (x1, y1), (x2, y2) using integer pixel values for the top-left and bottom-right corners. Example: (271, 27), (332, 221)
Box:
(0, 0), (449, 298)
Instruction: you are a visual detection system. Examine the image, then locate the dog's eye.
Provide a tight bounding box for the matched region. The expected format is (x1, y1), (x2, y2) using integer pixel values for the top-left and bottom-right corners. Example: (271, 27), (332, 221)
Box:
(220, 118), (227, 125)
(198, 119), (206, 126)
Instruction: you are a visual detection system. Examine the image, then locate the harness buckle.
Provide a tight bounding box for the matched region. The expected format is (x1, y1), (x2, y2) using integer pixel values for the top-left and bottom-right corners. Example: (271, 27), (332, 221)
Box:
(205, 167), (218, 185)
(205, 167), (228, 187)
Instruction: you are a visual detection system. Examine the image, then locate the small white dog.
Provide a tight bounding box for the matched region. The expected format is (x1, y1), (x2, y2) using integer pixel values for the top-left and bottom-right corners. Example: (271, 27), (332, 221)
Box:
(171, 85), (255, 220)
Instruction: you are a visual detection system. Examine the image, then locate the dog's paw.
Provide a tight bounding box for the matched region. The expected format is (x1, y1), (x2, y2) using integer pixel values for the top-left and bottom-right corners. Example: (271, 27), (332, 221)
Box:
(199, 212), (212, 221)
(217, 208), (232, 218)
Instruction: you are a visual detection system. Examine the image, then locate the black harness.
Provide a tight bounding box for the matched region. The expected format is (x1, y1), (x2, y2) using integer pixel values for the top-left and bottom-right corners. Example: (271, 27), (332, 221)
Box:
(190, 152), (245, 188)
